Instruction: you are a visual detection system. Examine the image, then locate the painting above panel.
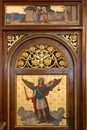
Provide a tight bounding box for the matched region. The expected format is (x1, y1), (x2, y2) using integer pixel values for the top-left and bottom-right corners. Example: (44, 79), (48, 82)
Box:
(16, 75), (67, 126)
(5, 5), (79, 25)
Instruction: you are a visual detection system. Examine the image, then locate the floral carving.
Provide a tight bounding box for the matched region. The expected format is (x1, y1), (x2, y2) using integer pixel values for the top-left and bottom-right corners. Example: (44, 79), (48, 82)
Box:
(59, 34), (78, 52)
(7, 34), (24, 52)
(16, 44), (67, 69)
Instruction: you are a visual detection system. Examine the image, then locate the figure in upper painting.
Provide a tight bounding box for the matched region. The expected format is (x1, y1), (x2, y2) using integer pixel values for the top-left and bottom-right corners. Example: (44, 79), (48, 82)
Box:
(22, 78), (62, 124)
(34, 6), (41, 23)
(41, 7), (49, 23)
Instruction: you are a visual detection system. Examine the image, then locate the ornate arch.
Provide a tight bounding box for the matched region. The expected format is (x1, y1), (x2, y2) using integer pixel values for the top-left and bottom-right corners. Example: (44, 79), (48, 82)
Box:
(7, 34), (77, 67)
(6, 34), (77, 129)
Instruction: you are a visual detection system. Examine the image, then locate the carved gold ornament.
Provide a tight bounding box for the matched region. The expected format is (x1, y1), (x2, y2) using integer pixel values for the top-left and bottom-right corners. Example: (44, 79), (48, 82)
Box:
(16, 44), (67, 69)
(7, 34), (24, 52)
(60, 34), (78, 52)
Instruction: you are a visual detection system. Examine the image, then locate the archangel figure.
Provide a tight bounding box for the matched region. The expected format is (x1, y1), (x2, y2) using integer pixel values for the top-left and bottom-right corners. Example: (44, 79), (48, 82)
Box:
(22, 77), (62, 124)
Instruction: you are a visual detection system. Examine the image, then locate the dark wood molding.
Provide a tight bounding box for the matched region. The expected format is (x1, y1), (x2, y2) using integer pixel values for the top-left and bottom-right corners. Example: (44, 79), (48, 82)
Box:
(0, 0), (3, 122)
(2, 0), (82, 2)
(81, 1), (86, 130)
(0, 122), (6, 130)
(0, 0), (86, 130)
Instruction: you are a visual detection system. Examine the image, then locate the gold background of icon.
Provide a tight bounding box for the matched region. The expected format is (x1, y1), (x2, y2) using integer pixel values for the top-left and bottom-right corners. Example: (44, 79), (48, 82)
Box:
(16, 75), (67, 126)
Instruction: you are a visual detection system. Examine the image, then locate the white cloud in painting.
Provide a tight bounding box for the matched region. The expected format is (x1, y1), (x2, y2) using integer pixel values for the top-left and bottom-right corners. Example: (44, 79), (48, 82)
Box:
(18, 107), (65, 126)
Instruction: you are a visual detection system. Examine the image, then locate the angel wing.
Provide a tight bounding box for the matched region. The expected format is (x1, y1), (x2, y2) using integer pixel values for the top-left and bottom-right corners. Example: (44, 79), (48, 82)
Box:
(22, 78), (35, 91)
(47, 78), (62, 90)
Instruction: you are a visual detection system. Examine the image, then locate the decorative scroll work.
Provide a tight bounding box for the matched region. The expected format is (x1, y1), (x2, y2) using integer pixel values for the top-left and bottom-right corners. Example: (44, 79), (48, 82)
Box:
(7, 34), (24, 52)
(16, 44), (67, 69)
(59, 34), (78, 52)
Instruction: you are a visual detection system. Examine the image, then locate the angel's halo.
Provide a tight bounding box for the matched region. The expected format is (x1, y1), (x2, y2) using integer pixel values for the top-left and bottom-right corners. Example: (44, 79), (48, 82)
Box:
(36, 75), (47, 84)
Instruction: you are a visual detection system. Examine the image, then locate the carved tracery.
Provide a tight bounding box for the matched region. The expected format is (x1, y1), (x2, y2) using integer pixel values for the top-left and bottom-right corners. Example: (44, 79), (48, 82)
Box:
(16, 44), (67, 69)
(7, 34), (78, 53)
(59, 34), (78, 52)
(7, 34), (24, 52)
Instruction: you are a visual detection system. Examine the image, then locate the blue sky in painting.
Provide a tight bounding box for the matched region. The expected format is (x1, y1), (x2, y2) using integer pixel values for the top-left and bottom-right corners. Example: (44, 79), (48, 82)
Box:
(6, 13), (25, 20)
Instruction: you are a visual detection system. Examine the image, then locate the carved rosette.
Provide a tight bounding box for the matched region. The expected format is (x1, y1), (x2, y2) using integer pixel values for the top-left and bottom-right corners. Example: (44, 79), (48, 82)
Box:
(16, 44), (67, 69)
(7, 34), (24, 52)
(59, 34), (78, 52)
